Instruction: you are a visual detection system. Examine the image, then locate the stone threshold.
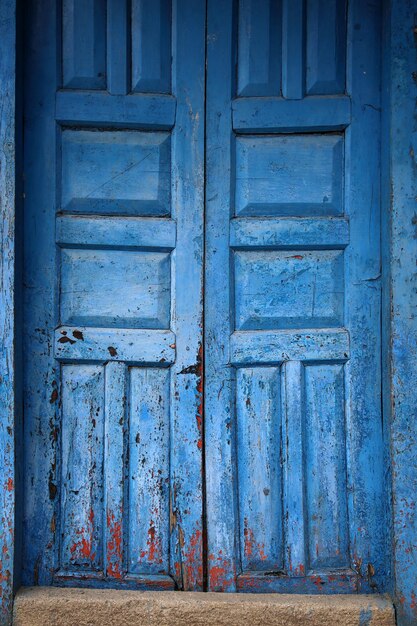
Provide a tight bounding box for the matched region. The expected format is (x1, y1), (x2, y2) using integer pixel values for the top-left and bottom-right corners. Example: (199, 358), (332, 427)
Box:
(13, 587), (395, 626)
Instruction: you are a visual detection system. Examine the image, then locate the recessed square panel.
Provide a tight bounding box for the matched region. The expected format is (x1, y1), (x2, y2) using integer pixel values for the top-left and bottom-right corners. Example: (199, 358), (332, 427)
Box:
(235, 134), (344, 216)
(61, 130), (171, 215)
(234, 250), (344, 330)
(60, 249), (171, 328)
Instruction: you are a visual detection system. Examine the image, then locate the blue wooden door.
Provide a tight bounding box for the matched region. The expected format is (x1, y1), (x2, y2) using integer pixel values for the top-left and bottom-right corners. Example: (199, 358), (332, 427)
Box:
(205, 0), (387, 594)
(23, 0), (205, 591)
(23, 0), (387, 596)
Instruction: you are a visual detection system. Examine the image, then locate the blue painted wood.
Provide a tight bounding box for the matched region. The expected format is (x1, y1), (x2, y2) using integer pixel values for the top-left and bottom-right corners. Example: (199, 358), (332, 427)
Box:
(388, 1), (417, 623)
(56, 216), (176, 251)
(23, 0), (205, 592)
(128, 368), (170, 576)
(23, 0), (61, 587)
(230, 329), (349, 365)
(206, 0), (239, 592)
(168, 0), (206, 591)
(107, 0), (129, 95)
(103, 361), (126, 580)
(61, 129), (171, 216)
(206, 0), (385, 594)
(282, 0), (305, 99)
(59, 365), (105, 572)
(282, 361), (306, 577)
(306, 0), (346, 95)
(344, 0), (387, 593)
(234, 250), (344, 330)
(56, 91), (176, 129)
(54, 327), (175, 364)
(0, 0), (16, 622)
(236, 368), (283, 572)
(232, 95), (351, 133)
(230, 217), (349, 250)
(304, 364), (349, 569)
(235, 134), (344, 216)
(62, 0), (106, 89)
(237, 0), (282, 97)
(131, 0), (171, 94)
(60, 249), (171, 329)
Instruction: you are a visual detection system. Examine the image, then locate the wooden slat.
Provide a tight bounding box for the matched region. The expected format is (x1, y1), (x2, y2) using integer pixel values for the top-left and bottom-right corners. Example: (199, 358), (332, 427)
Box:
(230, 217), (349, 249)
(54, 327), (176, 364)
(62, 0), (106, 90)
(230, 329), (350, 365)
(282, 0), (305, 99)
(236, 367), (283, 571)
(60, 364), (105, 572)
(57, 216), (176, 250)
(282, 361), (306, 576)
(104, 362), (126, 580)
(107, 0), (129, 95)
(232, 95), (351, 133)
(128, 368), (170, 575)
(56, 91), (176, 129)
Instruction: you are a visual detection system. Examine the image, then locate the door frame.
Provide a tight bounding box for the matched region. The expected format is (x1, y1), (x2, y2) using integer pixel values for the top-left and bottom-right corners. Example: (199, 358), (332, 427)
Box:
(1, 0), (417, 624)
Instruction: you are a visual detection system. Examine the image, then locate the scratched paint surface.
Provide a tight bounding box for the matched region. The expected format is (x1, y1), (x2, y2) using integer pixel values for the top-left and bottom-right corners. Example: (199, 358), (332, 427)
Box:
(205, 0), (388, 594)
(0, 1), (16, 622)
(388, 1), (417, 624)
(20, 0), (394, 605)
(23, 0), (205, 592)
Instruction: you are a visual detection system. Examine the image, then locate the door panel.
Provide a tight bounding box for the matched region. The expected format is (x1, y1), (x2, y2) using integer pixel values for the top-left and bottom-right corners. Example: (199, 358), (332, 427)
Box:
(23, 0), (205, 590)
(205, 0), (386, 593)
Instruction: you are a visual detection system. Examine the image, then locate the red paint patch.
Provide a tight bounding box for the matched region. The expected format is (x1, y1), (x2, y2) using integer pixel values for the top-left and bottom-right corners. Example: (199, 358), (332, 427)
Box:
(6, 478), (13, 492)
(107, 510), (123, 579)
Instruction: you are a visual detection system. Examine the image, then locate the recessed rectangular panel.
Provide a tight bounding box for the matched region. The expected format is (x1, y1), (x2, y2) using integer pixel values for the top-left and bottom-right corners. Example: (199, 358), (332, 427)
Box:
(305, 363), (349, 570)
(61, 130), (171, 215)
(235, 135), (344, 216)
(60, 249), (171, 328)
(306, 0), (346, 95)
(60, 364), (105, 571)
(237, 0), (282, 96)
(128, 368), (170, 574)
(131, 0), (172, 93)
(234, 250), (344, 330)
(62, 0), (106, 89)
(236, 367), (283, 571)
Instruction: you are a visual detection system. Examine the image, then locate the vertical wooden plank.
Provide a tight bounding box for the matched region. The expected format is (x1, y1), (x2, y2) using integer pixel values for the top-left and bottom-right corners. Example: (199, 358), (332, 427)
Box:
(0, 0), (16, 622)
(107, 0), (129, 95)
(237, 0), (282, 97)
(306, 0), (346, 95)
(104, 361), (126, 579)
(62, 0), (106, 89)
(236, 368), (282, 571)
(128, 368), (170, 575)
(344, 0), (386, 591)
(282, 361), (306, 577)
(23, 0), (60, 586)
(388, 1), (417, 623)
(282, 0), (305, 99)
(205, 0), (238, 591)
(169, 0), (205, 590)
(131, 0), (171, 94)
(60, 365), (105, 572)
(304, 364), (349, 569)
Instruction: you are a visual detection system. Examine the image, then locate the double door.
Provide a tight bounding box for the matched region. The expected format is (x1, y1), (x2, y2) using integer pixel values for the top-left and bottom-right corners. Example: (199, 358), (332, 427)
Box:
(23, 0), (387, 593)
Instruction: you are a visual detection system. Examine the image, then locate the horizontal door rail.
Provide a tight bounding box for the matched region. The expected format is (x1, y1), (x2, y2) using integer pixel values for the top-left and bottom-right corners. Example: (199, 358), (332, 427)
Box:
(232, 95), (351, 133)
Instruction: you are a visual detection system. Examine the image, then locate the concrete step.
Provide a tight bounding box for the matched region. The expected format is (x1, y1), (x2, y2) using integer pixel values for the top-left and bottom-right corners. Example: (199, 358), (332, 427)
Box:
(13, 587), (395, 626)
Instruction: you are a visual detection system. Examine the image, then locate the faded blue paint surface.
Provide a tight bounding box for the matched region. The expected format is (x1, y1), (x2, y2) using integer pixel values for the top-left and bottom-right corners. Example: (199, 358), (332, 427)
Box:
(23, 0), (205, 592)
(388, 0), (417, 624)
(0, 0), (415, 621)
(205, 0), (387, 594)
(0, 0), (16, 623)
